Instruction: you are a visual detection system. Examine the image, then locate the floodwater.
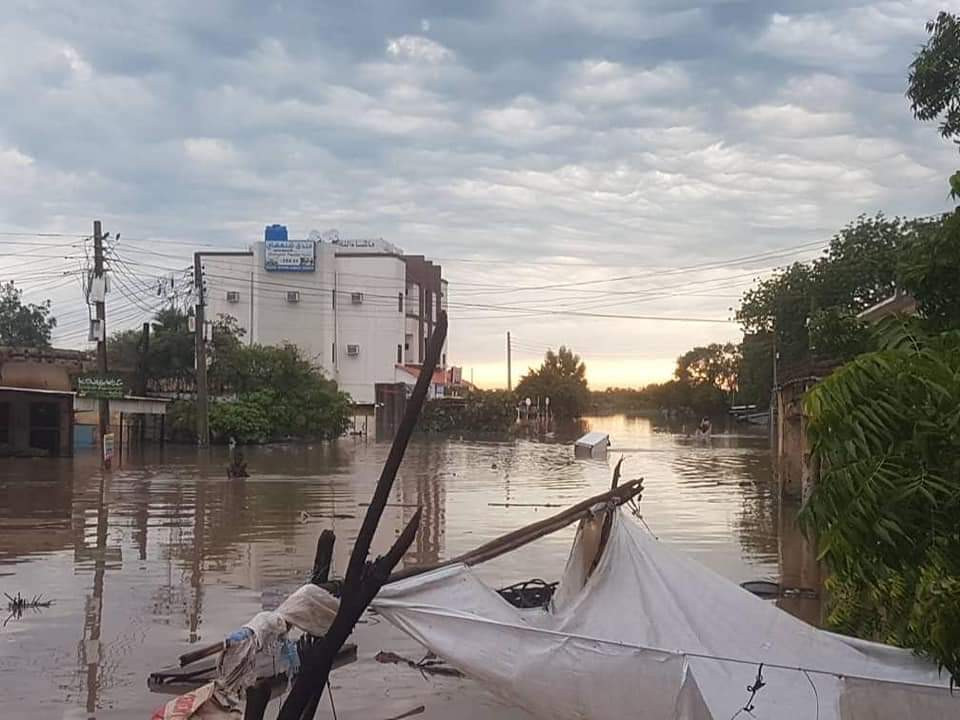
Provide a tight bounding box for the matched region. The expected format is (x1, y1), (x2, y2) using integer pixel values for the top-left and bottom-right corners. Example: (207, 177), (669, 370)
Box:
(0, 414), (819, 719)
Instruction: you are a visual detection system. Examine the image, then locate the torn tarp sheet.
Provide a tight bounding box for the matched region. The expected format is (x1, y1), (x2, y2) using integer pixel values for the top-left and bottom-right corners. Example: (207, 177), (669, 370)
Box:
(373, 510), (960, 720)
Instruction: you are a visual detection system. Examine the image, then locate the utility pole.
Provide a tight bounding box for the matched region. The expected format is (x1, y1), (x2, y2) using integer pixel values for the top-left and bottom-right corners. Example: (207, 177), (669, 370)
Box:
(138, 322), (150, 443)
(194, 252), (209, 447)
(136, 322), (150, 395)
(93, 221), (110, 469)
(506, 331), (512, 391)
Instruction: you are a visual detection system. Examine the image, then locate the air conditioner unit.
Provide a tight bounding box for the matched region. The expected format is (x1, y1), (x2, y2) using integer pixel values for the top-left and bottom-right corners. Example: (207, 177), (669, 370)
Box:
(346, 344), (360, 356)
(286, 291), (300, 303)
(351, 292), (364, 305)
(226, 291), (240, 303)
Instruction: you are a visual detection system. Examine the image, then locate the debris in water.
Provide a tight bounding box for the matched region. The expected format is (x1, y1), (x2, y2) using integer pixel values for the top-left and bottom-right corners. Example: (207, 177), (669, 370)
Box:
(375, 650), (463, 678)
(384, 706), (426, 720)
(299, 510), (356, 522)
(488, 502), (563, 508)
(4, 592), (53, 626)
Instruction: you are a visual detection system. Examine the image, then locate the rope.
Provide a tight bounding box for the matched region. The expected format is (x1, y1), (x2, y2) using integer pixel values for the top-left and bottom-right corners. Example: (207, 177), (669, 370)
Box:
(728, 664), (766, 719)
(327, 679), (338, 720)
(803, 670), (820, 720)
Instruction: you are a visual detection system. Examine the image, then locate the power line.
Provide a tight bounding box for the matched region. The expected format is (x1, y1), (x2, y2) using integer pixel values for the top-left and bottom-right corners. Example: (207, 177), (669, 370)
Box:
(454, 240), (829, 296)
(0, 231), (88, 238)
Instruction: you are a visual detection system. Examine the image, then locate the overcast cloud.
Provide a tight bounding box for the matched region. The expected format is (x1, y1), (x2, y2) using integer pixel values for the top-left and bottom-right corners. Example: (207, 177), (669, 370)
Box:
(1, 1), (956, 387)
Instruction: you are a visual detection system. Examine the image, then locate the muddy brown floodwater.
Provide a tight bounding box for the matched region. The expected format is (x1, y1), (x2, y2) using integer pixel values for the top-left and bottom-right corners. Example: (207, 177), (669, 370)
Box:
(0, 414), (819, 720)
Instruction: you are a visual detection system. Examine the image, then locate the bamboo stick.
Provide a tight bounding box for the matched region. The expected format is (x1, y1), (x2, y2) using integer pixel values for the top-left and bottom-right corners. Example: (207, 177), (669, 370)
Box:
(389, 477), (643, 582)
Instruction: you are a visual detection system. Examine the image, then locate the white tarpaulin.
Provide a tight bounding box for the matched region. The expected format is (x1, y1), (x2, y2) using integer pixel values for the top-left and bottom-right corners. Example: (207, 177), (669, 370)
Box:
(374, 510), (960, 719)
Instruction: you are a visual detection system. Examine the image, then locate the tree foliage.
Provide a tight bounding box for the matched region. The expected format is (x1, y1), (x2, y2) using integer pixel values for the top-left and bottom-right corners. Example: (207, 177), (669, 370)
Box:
(736, 332), (773, 407)
(800, 319), (960, 680)
(908, 11), (960, 150)
(899, 210), (960, 333)
(108, 308), (351, 443)
(208, 339), (351, 443)
(737, 214), (938, 374)
(676, 342), (739, 390)
(418, 389), (516, 432)
(515, 346), (588, 419)
(107, 306), (195, 392)
(590, 345), (733, 416)
(0, 281), (56, 347)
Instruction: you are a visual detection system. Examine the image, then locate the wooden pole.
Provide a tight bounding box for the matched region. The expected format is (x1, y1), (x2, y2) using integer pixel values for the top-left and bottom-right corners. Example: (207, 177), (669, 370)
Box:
(310, 530), (335, 586)
(277, 312), (448, 720)
(390, 476), (643, 582)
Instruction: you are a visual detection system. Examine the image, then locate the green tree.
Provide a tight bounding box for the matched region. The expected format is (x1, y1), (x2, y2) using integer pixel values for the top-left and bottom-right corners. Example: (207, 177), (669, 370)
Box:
(800, 320), (960, 680)
(515, 346), (588, 419)
(675, 343), (740, 390)
(208, 343), (351, 442)
(150, 307), (195, 390)
(0, 281), (56, 347)
(908, 11), (960, 200)
(736, 333), (773, 407)
(737, 261), (818, 366)
(737, 214), (936, 375)
(105, 306), (195, 392)
(899, 211), (960, 333)
(208, 314), (247, 394)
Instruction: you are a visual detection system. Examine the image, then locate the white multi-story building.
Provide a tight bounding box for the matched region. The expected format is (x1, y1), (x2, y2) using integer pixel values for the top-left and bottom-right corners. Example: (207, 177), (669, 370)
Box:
(201, 229), (448, 404)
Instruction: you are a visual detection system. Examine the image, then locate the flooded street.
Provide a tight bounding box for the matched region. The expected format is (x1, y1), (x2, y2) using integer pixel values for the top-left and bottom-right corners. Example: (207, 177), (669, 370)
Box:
(0, 415), (818, 719)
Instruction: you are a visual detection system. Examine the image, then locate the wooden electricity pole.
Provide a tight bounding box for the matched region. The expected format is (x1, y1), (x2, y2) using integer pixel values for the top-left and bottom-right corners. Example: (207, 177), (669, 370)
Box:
(93, 221), (110, 468)
(194, 252), (209, 447)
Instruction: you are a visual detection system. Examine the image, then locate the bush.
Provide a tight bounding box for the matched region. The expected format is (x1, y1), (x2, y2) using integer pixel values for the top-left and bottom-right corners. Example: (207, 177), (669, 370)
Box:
(210, 385), (352, 444)
(801, 319), (960, 680)
(419, 390), (516, 432)
(209, 395), (271, 444)
(165, 399), (197, 443)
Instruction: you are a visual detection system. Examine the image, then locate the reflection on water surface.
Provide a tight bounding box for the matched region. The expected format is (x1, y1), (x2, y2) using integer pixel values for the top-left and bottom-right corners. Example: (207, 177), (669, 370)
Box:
(0, 415), (817, 719)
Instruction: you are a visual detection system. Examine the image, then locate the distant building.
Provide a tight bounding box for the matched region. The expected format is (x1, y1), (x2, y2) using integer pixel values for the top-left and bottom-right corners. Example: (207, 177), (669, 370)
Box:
(857, 289), (917, 323)
(0, 346), (89, 457)
(201, 227), (449, 405)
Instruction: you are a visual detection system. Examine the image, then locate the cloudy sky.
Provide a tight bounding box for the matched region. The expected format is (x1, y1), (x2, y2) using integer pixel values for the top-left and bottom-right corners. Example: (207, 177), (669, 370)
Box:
(1, 1), (956, 388)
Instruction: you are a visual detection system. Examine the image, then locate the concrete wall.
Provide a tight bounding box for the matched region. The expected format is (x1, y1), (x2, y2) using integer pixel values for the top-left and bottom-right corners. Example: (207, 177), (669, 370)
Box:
(334, 254), (405, 404)
(776, 379), (818, 501)
(202, 252), (256, 343)
(204, 245), (337, 378)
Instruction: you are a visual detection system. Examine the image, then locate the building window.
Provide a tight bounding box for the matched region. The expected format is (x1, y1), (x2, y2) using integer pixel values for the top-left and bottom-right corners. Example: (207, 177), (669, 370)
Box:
(397, 344), (402, 364)
(226, 290), (240, 303)
(442, 352), (446, 366)
(351, 292), (364, 305)
(332, 342), (335, 363)
(398, 292), (403, 312)
(332, 289), (336, 309)
(286, 291), (300, 303)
